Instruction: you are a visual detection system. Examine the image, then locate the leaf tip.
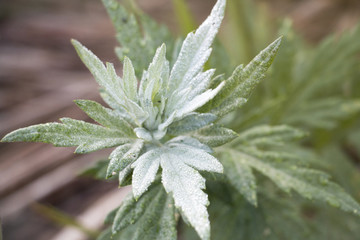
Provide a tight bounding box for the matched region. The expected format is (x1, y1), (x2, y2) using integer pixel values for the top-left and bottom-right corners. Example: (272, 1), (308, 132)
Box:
(70, 38), (81, 48)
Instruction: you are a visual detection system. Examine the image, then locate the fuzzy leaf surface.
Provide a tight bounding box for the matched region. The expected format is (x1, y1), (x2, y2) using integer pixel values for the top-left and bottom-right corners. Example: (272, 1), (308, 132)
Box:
(168, 0), (226, 94)
(233, 150), (360, 216)
(2, 118), (131, 154)
(201, 37), (282, 117)
(193, 124), (238, 147)
(225, 125), (360, 215)
(71, 40), (148, 125)
(220, 152), (257, 206)
(127, 140), (222, 240)
(74, 99), (134, 136)
(106, 140), (144, 178)
(110, 184), (177, 240)
(102, 0), (173, 75)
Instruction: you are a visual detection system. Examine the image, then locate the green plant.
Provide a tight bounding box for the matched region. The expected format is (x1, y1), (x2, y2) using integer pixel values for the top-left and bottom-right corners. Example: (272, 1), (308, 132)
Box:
(2, 0), (360, 239)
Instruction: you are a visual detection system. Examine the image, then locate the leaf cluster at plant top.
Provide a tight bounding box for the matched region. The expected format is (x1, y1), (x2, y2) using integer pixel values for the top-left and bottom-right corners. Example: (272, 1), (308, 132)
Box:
(2, 0), (360, 239)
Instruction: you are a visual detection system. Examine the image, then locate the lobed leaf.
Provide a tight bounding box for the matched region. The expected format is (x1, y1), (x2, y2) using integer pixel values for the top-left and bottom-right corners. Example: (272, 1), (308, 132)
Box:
(74, 99), (134, 136)
(106, 139), (144, 178)
(167, 136), (213, 153)
(131, 148), (161, 199)
(1, 118), (132, 154)
(111, 184), (177, 240)
(122, 57), (138, 101)
(231, 150), (360, 216)
(160, 149), (210, 240)
(167, 113), (217, 135)
(192, 124), (238, 148)
(102, 0), (173, 75)
(234, 125), (307, 146)
(201, 37), (282, 117)
(71, 39), (148, 126)
(220, 152), (257, 206)
(168, 0), (226, 94)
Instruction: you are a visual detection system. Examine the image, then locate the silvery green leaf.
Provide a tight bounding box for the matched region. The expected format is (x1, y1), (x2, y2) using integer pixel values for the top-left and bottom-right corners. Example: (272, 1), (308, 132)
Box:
(210, 96), (247, 118)
(283, 98), (360, 130)
(140, 44), (169, 129)
(71, 40), (148, 126)
(119, 165), (132, 187)
(74, 99), (134, 137)
(111, 184), (177, 240)
(166, 144), (223, 173)
(134, 127), (153, 141)
(132, 148), (161, 199)
(160, 148), (210, 240)
(176, 81), (225, 118)
(199, 65), (244, 113)
(167, 113), (217, 135)
(2, 118), (132, 154)
(158, 110), (178, 132)
(106, 140), (144, 178)
(234, 125), (306, 147)
(71, 40), (123, 106)
(235, 37), (282, 98)
(187, 69), (216, 100)
(193, 124), (238, 148)
(201, 37), (282, 116)
(121, 97), (149, 126)
(146, 44), (167, 95)
(122, 56), (138, 101)
(167, 136), (212, 153)
(99, 89), (135, 125)
(168, 0), (226, 94)
(102, 0), (174, 76)
(232, 150), (360, 216)
(139, 44), (167, 101)
(166, 70), (216, 115)
(220, 151), (257, 206)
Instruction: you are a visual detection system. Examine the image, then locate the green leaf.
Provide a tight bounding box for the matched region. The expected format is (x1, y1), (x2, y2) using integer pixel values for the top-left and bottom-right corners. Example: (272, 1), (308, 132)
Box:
(102, 0), (173, 75)
(220, 151), (257, 206)
(106, 139), (144, 179)
(111, 184), (177, 240)
(167, 0), (226, 95)
(195, 182), (311, 240)
(71, 39), (148, 126)
(74, 99), (134, 136)
(104, 207), (119, 225)
(283, 98), (360, 129)
(2, 118), (132, 154)
(201, 37), (282, 117)
(122, 56), (138, 101)
(234, 125), (307, 147)
(71, 40), (122, 105)
(158, 142), (223, 240)
(167, 136), (213, 153)
(192, 124), (238, 148)
(119, 165), (133, 187)
(167, 113), (217, 135)
(230, 149), (360, 216)
(132, 148), (161, 199)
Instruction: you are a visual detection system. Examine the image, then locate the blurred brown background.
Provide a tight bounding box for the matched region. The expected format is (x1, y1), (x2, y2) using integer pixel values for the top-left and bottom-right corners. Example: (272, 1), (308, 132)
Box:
(0, 0), (359, 239)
